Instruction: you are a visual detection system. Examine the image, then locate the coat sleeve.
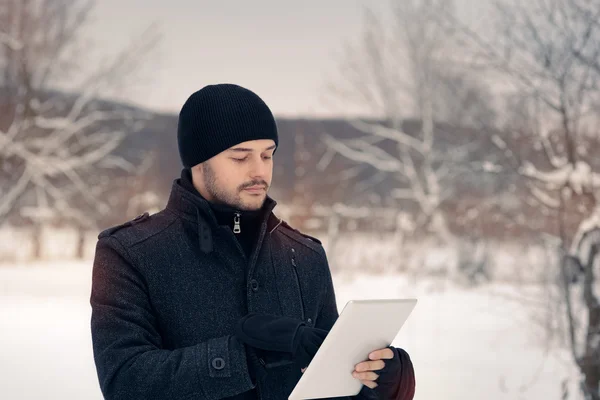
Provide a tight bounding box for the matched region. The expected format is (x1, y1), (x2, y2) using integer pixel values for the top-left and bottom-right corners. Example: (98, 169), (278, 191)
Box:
(392, 348), (416, 400)
(90, 235), (256, 400)
(313, 250), (380, 400)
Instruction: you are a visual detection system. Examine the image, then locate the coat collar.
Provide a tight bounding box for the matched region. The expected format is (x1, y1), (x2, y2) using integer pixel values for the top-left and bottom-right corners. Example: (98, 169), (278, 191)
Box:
(166, 178), (282, 253)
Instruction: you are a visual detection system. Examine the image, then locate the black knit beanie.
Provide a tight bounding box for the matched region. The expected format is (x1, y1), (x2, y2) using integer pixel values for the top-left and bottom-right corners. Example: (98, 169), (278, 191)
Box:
(177, 83), (279, 168)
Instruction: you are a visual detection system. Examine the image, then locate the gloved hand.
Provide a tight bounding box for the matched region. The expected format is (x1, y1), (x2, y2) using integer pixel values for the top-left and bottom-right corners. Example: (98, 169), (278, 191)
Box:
(292, 324), (329, 368)
(235, 313), (329, 369)
(372, 346), (415, 400)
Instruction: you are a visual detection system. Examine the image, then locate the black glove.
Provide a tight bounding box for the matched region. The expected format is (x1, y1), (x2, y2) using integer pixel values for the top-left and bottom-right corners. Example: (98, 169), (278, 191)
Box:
(292, 324), (329, 368)
(235, 313), (329, 368)
(372, 346), (416, 400)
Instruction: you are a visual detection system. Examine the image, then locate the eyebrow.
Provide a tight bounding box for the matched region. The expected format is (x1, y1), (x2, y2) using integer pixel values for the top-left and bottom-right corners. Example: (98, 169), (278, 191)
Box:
(229, 144), (276, 153)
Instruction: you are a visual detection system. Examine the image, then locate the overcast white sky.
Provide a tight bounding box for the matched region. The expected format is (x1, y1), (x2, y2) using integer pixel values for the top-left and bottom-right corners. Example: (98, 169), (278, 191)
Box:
(85, 0), (491, 117)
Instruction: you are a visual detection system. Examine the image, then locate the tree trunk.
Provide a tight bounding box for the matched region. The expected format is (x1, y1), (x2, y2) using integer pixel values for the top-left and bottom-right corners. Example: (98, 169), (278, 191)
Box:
(32, 222), (42, 260)
(76, 226), (86, 259)
(579, 242), (600, 400)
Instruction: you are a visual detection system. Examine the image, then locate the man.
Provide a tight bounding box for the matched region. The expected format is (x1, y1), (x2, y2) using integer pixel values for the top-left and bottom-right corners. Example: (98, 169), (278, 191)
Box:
(90, 83), (415, 400)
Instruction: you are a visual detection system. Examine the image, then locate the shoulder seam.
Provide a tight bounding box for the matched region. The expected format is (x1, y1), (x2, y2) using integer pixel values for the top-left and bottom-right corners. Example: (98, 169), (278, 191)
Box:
(278, 226), (325, 257)
(101, 211), (178, 248)
(101, 234), (144, 279)
(128, 213), (179, 248)
(98, 212), (150, 239)
(279, 220), (323, 244)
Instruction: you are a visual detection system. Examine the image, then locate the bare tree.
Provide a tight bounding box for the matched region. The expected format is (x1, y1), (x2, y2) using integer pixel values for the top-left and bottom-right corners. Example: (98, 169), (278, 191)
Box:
(443, 0), (600, 397)
(0, 0), (160, 258)
(320, 0), (494, 253)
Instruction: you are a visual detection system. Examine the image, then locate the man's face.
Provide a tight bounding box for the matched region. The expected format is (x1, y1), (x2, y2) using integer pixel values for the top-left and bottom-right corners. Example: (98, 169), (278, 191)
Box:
(191, 139), (275, 211)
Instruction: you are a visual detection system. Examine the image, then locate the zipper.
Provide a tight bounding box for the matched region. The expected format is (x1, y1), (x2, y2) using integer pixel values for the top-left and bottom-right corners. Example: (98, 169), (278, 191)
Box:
(230, 211), (244, 260)
(233, 212), (241, 233)
(256, 374), (263, 400)
(246, 216), (269, 280)
(245, 215), (277, 400)
(290, 254), (306, 321)
(257, 357), (265, 400)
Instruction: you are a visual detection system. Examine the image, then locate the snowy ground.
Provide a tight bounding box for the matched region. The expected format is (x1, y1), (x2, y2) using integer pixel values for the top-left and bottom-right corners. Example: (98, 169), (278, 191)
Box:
(0, 261), (580, 400)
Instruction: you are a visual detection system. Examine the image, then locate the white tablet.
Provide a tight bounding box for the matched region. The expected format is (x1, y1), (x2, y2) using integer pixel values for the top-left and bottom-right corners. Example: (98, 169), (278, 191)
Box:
(288, 298), (417, 400)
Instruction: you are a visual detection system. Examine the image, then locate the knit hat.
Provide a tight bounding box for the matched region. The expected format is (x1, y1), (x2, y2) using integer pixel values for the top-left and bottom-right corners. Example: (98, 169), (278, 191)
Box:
(177, 83), (279, 168)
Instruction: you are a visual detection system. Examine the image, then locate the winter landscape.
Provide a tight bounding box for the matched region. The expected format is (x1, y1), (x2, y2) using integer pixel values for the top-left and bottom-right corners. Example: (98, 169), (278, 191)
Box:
(0, 257), (581, 400)
(2, 0), (600, 399)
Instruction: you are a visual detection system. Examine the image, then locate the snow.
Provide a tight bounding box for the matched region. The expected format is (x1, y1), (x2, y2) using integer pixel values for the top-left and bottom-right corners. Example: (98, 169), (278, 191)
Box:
(0, 31), (22, 50)
(491, 134), (507, 150)
(0, 262), (99, 399)
(336, 274), (580, 400)
(482, 161), (503, 172)
(521, 161), (600, 194)
(0, 225), (98, 263)
(529, 184), (560, 209)
(0, 260), (580, 400)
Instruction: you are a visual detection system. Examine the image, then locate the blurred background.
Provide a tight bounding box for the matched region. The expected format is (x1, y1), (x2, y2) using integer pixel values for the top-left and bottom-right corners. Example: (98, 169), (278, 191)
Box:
(1, 0), (600, 399)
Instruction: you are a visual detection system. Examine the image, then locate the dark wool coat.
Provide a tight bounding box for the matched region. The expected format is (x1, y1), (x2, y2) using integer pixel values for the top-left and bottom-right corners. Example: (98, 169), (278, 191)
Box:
(90, 177), (381, 400)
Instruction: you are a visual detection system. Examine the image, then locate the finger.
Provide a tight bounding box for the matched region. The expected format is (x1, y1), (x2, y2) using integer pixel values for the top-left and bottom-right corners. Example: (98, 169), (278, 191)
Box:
(352, 371), (379, 381)
(301, 368), (306, 373)
(369, 347), (394, 360)
(361, 379), (378, 389)
(355, 359), (385, 372)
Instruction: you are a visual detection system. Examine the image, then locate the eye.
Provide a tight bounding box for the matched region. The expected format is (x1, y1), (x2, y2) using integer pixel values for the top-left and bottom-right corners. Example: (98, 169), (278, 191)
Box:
(263, 156), (272, 160)
(232, 157), (247, 163)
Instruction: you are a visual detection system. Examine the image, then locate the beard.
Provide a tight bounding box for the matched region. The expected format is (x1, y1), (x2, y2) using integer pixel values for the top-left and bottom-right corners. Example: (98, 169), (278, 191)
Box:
(202, 162), (268, 211)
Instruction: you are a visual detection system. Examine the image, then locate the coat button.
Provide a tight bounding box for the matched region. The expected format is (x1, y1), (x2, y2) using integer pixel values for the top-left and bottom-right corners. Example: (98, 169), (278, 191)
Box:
(307, 318), (313, 326)
(211, 357), (225, 370)
(250, 279), (259, 292)
(291, 258), (297, 267)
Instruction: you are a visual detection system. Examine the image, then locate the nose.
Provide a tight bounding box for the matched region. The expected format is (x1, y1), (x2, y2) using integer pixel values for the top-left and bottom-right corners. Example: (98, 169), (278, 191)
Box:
(249, 155), (270, 179)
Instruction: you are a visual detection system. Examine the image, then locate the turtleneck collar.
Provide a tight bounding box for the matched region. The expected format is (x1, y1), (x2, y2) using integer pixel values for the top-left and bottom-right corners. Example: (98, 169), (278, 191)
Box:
(166, 170), (281, 256)
(178, 167), (269, 230)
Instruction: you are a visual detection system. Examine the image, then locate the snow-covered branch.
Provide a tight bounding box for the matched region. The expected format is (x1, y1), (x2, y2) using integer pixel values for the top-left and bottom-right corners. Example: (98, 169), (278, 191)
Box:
(347, 119), (425, 154)
(320, 0), (489, 243)
(520, 161), (600, 195)
(528, 183), (561, 209)
(0, 169), (32, 220)
(442, 1), (600, 394)
(0, 0), (160, 225)
(321, 134), (405, 173)
(0, 31), (22, 50)
(540, 135), (569, 170)
(570, 205), (600, 257)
